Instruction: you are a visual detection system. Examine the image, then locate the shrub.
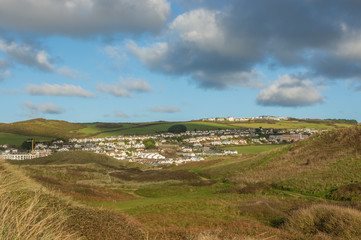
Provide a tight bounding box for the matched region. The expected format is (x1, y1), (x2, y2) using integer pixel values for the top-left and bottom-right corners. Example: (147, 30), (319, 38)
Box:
(168, 124), (187, 133)
(284, 204), (361, 238)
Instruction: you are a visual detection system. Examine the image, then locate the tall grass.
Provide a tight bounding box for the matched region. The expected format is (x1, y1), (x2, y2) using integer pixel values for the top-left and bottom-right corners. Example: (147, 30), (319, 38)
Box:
(0, 160), (80, 240)
(284, 204), (361, 239)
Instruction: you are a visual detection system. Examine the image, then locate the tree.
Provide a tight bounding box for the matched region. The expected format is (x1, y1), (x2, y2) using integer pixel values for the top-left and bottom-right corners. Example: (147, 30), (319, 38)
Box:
(143, 138), (157, 149)
(21, 140), (32, 151)
(168, 124), (187, 133)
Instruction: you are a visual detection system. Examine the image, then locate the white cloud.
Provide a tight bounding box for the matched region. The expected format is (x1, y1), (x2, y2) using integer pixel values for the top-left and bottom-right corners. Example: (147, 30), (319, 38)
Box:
(336, 31), (361, 61)
(98, 77), (153, 97)
(128, 1), (361, 90)
(256, 75), (324, 107)
(169, 9), (228, 54)
(123, 78), (153, 92)
(150, 106), (181, 113)
(114, 110), (129, 118)
(0, 0), (170, 37)
(27, 83), (94, 98)
(127, 41), (169, 70)
(0, 40), (77, 78)
(127, 8), (263, 89)
(97, 83), (132, 98)
(23, 101), (64, 114)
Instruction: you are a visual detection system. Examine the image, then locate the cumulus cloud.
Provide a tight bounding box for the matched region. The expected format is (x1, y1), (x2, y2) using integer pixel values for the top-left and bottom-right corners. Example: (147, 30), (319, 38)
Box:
(23, 101), (64, 114)
(150, 106), (181, 113)
(128, 1), (361, 91)
(114, 110), (130, 118)
(256, 75), (324, 107)
(0, 40), (77, 78)
(127, 8), (263, 89)
(27, 83), (94, 98)
(0, 0), (170, 37)
(98, 77), (153, 97)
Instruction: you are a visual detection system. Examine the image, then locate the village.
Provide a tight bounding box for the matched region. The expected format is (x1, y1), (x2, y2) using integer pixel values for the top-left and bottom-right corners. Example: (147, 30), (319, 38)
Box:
(1, 126), (318, 165)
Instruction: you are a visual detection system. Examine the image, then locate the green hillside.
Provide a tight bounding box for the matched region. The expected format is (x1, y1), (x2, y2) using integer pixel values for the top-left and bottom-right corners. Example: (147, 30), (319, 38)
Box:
(187, 126), (361, 198)
(9, 151), (148, 168)
(0, 118), (84, 139)
(0, 132), (52, 146)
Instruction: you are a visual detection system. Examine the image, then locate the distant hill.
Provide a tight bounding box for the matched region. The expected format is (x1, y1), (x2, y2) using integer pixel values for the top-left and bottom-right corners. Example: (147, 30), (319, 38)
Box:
(0, 117), (357, 143)
(0, 118), (84, 139)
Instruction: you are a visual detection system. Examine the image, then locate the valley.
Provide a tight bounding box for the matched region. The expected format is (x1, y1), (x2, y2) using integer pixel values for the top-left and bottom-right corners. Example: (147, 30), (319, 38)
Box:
(1, 122), (361, 239)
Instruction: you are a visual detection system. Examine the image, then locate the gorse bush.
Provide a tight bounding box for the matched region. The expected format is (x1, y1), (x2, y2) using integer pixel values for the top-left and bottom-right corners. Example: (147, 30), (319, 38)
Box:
(284, 204), (361, 239)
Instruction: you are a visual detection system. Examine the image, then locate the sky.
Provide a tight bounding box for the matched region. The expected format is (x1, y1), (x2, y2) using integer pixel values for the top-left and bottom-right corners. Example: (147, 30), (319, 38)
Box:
(0, 0), (360, 123)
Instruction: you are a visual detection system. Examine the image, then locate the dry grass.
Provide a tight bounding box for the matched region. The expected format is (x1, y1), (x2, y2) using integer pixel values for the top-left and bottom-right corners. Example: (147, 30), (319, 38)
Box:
(220, 126), (361, 196)
(0, 160), (80, 240)
(284, 204), (361, 239)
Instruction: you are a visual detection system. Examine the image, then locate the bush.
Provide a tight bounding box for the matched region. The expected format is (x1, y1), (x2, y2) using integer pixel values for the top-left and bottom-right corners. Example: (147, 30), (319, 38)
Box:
(168, 124), (187, 133)
(284, 204), (361, 238)
(142, 138), (157, 149)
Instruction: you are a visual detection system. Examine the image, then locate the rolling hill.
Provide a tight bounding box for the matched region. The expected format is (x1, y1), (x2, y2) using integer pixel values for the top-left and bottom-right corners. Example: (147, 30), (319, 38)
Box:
(0, 118), (357, 146)
(0, 118), (84, 139)
(3, 125), (361, 239)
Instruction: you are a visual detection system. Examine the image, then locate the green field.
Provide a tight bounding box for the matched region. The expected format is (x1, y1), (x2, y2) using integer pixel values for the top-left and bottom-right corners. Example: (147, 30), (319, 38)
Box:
(77, 121), (235, 137)
(227, 121), (346, 130)
(79, 120), (353, 137)
(0, 132), (52, 146)
(222, 144), (286, 154)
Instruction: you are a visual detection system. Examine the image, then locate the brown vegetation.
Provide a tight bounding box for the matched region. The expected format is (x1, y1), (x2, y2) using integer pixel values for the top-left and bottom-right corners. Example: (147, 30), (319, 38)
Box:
(31, 175), (134, 201)
(65, 206), (146, 240)
(328, 183), (361, 201)
(109, 168), (199, 182)
(0, 160), (80, 240)
(284, 204), (361, 239)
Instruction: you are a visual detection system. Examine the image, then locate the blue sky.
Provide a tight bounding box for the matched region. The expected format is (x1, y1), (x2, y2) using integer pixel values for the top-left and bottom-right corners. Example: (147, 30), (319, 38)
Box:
(0, 0), (360, 123)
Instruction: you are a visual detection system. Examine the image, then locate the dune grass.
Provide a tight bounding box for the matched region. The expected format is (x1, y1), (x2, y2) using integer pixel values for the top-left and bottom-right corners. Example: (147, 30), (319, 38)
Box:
(0, 160), (80, 240)
(284, 204), (361, 239)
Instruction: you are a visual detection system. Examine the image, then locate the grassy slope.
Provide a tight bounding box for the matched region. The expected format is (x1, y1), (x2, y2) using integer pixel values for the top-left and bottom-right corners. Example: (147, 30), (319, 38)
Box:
(0, 132), (52, 146)
(197, 126), (361, 197)
(0, 118), (84, 139)
(10, 151), (148, 169)
(222, 144), (286, 154)
(1, 156), (151, 240)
